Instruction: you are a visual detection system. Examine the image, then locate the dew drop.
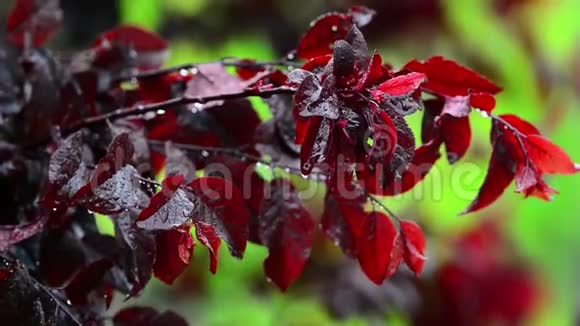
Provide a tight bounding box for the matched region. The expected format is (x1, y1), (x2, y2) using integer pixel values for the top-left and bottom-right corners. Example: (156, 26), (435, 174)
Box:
(201, 151), (210, 158)
(190, 67), (199, 75)
(156, 109), (166, 115)
(179, 69), (190, 77)
(331, 25), (338, 32)
(66, 300), (72, 305)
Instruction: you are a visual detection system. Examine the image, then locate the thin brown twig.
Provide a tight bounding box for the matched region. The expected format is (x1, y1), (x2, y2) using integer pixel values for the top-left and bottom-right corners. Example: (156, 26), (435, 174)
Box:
(363, 189), (402, 225)
(63, 86), (296, 135)
(114, 58), (300, 83)
(147, 139), (327, 181)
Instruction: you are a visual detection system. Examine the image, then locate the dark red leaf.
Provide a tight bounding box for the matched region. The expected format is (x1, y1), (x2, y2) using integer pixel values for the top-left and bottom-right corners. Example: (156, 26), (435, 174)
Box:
(359, 52), (384, 89)
(471, 92), (496, 112)
(400, 220), (426, 276)
(115, 212), (156, 296)
(461, 148), (515, 214)
(259, 179), (315, 291)
(375, 72), (426, 97)
(153, 229), (194, 285)
(498, 114), (540, 135)
(38, 230), (86, 288)
(234, 59), (264, 80)
(92, 25), (168, 70)
(321, 188), (367, 257)
(113, 306), (188, 326)
(64, 259), (113, 305)
(296, 12), (354, 59)
(357, 212), (403, 285)
(195, 222), (220, 274)
(404, 56), (501, 97)
(0, 216), (46, 252)
(188, 177), (249, 258)
(7, 0), (62, 47)
(300, 54), (332, 73)
(525, 134), (577, 175)
(421, 98), (471, 164)
(137, 175), (193, 230)
(138, 71), (192, 103)
(441, 115), (471, 164)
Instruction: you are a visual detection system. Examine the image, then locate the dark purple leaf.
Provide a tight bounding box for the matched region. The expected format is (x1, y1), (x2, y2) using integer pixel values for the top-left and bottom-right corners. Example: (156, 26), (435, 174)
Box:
(259, 178), (315, 291)
(64, 259), (113, 305)
(115, 211), (156, 295)
(321, 188), (367, 257)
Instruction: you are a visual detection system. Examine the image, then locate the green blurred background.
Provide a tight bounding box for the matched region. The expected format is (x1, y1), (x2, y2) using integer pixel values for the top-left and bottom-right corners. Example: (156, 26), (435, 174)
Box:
(3, 0), (579, 324)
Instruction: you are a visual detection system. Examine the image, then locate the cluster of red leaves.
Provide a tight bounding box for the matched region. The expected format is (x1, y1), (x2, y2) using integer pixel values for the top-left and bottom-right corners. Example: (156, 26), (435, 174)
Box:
(0, 1), (577, 325)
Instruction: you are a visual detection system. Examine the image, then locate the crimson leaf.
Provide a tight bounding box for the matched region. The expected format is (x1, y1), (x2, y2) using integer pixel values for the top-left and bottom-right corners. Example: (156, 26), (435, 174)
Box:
(153, 228), (194, 285)
(400, 220), (426, 276)
(356, 212), (403, 285)
(404, 56), (501, 96)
